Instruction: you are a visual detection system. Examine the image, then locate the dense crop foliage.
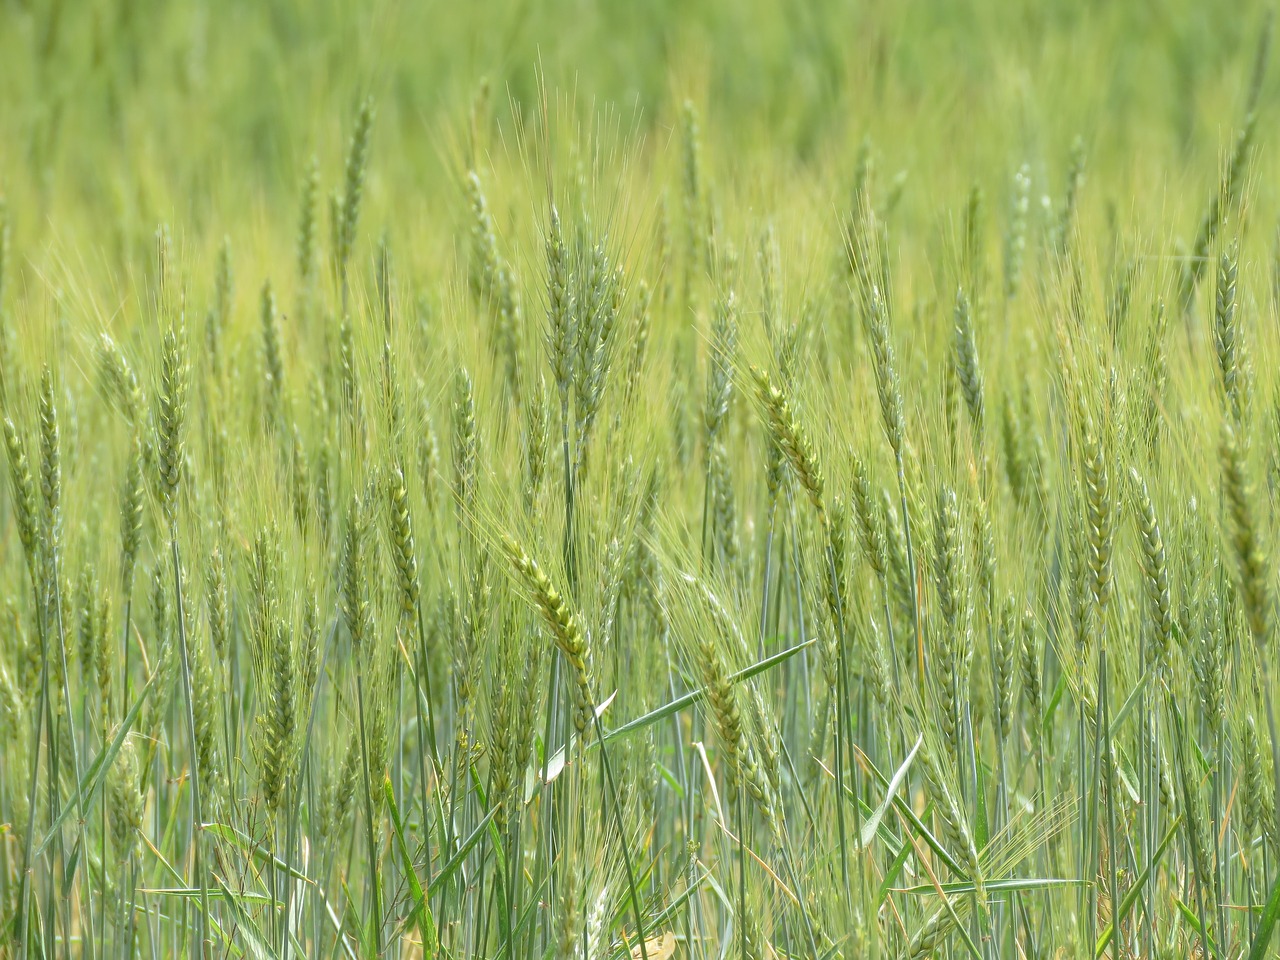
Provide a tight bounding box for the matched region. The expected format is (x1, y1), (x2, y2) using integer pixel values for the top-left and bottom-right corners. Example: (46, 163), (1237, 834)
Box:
(5, 1), (1280, 958)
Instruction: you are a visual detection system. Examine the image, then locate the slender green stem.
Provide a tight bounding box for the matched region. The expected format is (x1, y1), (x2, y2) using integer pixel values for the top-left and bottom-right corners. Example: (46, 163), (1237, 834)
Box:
(355, 668), (384, 957)
(588, 707), (649, 960)
(825, 541), (854, 912)
(16, 576), (48, 960)
(894, 467), (921, 701)
(1100, 649), (1119, 960)
(170, 535), (210, 960)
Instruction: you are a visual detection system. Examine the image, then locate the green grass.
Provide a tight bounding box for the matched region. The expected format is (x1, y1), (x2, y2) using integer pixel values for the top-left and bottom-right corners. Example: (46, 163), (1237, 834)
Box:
(3, 0), (1280, 957)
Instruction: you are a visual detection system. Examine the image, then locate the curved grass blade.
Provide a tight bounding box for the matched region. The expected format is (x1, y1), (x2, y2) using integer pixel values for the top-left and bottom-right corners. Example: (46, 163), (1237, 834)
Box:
(427, 805), (497, 897)
(384, 775), (437, 952)
(876, 836), (914, 909)
(34, 673), (155, 860)
(215, 874), (281, 960)
(1096, 815), (1181, 957)
(860, 734), (922, 848)
(854, 752), (967, 876)
(203, 823), (312, 883)
(896, 877), (1085, 896)
(1248, 863), (1280, 960)
(601, 638), (816, 745)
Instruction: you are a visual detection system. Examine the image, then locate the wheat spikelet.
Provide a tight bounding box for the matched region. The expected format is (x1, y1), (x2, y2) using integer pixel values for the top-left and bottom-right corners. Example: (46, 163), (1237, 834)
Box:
(750, 364), (824, 519)
(4, 417), (40, 578)
(952, 288), (984, 436)
(338, 96), (375, 279)
(1130, 467), (1173, 664)
(157, 325), (187, 529)
(501, 535), (593, 736)
(1221, 420), (1270, 646)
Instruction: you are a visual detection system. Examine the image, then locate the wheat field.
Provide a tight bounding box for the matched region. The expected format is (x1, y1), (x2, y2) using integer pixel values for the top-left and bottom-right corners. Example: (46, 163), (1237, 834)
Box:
(2, 1), (1280, 958)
